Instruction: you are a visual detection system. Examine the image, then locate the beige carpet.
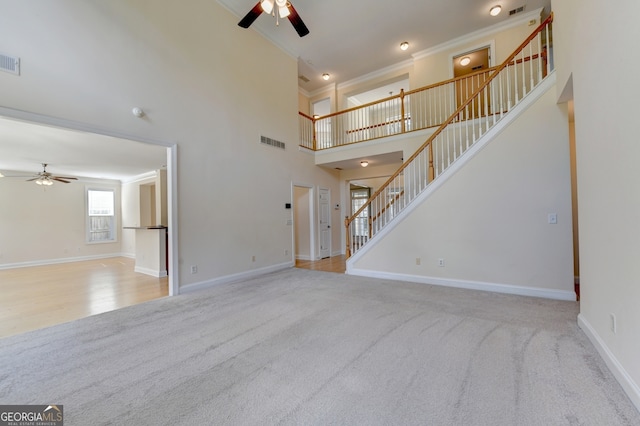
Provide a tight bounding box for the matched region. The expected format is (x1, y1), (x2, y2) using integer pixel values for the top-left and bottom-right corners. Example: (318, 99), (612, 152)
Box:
(0, 268), (638, 425)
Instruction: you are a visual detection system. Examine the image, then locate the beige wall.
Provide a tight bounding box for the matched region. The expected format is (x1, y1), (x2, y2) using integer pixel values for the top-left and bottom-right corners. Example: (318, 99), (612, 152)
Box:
(0, 176), (121, 266)
(0, 1), (341, 287)
(552, 0), (640, 408)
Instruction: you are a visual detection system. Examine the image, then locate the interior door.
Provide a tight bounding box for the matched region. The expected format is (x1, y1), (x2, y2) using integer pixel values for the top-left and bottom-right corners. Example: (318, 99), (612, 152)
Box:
(319, 188), (331, 259)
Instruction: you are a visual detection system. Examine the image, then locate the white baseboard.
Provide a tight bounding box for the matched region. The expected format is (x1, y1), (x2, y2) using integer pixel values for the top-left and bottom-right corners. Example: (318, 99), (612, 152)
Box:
(578, 314), (640, 413)
(179, 261), (294, 294)
(134, 266), (167, 278)
(0, 253), (126, 270)
(346, 268), (576, 301)
(295, 255), (312, 261)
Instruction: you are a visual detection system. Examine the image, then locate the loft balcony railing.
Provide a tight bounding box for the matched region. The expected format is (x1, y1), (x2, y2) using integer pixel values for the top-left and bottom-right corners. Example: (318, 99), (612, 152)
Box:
(299, 44), (549, 151)
(341, 13), (554, 257)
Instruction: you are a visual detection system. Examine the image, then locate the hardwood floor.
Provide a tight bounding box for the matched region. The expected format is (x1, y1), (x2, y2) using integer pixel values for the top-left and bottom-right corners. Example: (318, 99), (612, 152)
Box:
(295, 255), (346, 273)
(0, 257), (168, 339)
(0, 255), (342, 339)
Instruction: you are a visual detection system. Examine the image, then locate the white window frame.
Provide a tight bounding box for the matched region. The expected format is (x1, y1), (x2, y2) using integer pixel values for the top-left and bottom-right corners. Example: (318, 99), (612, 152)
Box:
(86, 187), (117, 243)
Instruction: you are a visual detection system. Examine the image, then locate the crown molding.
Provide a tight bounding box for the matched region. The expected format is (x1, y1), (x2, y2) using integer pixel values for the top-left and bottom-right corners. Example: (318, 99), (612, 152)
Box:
(337, 58), (414, 92)
(413, 7), (543, 61)
(298, 86), (311, 98)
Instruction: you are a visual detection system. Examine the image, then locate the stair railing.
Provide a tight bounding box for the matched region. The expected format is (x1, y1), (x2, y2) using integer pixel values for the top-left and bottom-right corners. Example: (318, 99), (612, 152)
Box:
(345, 13), (553, 257)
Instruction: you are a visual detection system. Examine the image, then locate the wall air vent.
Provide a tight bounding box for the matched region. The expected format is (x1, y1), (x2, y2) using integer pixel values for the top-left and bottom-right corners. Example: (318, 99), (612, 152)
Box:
(0, 53), (20, 75)
(261, 135), (286, 150)
(509, 5), (525, 15)
(298, 74), (310, 83)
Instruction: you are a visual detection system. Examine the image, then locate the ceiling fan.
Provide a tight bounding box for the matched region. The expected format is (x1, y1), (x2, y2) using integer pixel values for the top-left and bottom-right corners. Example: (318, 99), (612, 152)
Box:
(25, 163), (78, 186)
(238, 0), (309, 37)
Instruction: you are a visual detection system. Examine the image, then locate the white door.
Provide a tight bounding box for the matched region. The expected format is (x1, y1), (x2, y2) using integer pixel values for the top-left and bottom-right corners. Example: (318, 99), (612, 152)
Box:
(319, 188), (331, 259)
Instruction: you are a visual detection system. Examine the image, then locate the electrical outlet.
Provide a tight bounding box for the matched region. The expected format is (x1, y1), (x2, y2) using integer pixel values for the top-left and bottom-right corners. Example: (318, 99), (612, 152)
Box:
(190, 265), (198, 274)
(610, 313), (617, 334)
(415, 258), (421, 265)
(438, 258), (445, 267)
(251, 255), (256, 262)
(285, 249), (289, 256)
(548, 213), (557, 224)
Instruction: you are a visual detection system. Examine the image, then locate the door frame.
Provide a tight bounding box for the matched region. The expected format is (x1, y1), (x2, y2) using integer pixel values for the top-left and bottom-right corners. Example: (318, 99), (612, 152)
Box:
(292, 182), (315, 261)
(0, 106), (179, 296)
(449, 42), (495, 78)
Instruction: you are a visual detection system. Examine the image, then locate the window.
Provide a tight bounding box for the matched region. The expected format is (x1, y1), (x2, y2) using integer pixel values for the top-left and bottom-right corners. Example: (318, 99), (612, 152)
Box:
(351, 187), (370, 237)
(87, 189), (116, 242)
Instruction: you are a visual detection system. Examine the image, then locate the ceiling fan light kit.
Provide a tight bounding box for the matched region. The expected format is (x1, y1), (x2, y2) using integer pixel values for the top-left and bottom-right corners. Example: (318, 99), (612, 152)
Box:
(35, 177), (54, 186)
(24, 163), (78, 186)
(238, 0), (309, 37)
(260, 0), (274, 14)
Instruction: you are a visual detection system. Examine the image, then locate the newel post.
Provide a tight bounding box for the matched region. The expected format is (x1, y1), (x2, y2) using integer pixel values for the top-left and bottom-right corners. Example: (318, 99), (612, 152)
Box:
(312, 116), (317, 151)
(400, 89), (406, 134)
(345, 217), (351, 258)
(428, 142), (435, 182)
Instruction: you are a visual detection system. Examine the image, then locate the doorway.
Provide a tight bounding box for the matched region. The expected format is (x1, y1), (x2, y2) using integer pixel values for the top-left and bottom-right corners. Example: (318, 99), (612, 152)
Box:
(453, 47), (491, 119)
(312, 98), (331, 149)
(293, 185), (314, 261)
(0, 107), (178, 297)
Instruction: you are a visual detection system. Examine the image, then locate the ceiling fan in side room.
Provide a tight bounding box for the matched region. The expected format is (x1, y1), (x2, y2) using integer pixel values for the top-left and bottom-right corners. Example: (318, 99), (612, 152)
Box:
(238, 0), (309, 37)
(3, 163), (79, 186)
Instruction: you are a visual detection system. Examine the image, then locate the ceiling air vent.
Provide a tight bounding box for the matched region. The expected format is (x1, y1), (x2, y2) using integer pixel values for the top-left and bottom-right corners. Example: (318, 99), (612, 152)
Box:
(261, 135), (286, 150)
(0, 53), (20, 75)
(509, 5), (525, 15)
(298, 74), (310, 83)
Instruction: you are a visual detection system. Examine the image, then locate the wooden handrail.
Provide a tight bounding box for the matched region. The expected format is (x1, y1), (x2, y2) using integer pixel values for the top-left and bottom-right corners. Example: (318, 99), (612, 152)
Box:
(373, 190), (404, 221)
(312, 67), (499, 122)
(298, 111), (315, 121)
(303, 56), (542, 150)
(345, 12), (553, 231)
(346, 115), (410, 134)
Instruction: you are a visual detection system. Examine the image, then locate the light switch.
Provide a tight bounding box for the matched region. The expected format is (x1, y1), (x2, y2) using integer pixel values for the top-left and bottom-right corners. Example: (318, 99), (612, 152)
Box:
(548, 213), (557, 224)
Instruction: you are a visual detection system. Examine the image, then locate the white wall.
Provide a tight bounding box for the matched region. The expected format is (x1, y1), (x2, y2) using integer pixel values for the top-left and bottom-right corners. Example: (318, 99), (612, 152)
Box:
(552, 0), (640, 409)
(0, 1), (341, 287)
(351, 85), (574, 299)
(0, 176), (121, 267)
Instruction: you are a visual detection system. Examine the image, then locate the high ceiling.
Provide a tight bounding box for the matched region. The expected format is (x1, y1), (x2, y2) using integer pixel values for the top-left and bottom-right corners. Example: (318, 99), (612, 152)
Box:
(220, 0), (551, 93)
(0, 0), (551, 181)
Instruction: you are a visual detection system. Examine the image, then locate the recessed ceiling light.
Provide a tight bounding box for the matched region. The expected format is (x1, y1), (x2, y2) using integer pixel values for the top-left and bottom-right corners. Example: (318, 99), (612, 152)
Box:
(322, 73), (330, 80)
(490, 5), (502, 16)
(459, 56), (471, 66)
(400, 41), (409, 51)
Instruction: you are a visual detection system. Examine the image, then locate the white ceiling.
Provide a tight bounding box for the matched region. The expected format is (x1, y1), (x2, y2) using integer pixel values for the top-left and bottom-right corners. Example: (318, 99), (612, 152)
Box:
(319, 151), (404, 171)
(0, 0), (550, 182)
(220, 0), (551, 93)
(0, 116), (167, 182)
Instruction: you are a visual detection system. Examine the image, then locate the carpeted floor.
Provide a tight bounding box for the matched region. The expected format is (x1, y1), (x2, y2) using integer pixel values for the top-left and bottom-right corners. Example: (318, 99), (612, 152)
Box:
(0, 268), (638, 425)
